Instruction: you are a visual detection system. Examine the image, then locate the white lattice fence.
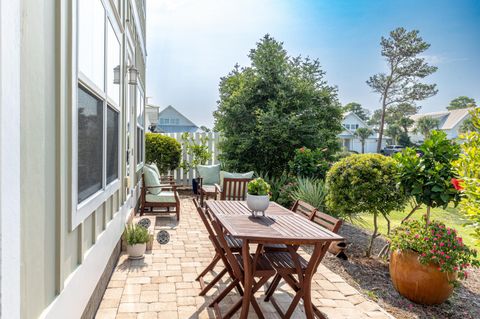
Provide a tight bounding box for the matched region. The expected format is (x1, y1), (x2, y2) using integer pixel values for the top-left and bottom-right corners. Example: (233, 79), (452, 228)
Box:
(161, 132), (221, 186)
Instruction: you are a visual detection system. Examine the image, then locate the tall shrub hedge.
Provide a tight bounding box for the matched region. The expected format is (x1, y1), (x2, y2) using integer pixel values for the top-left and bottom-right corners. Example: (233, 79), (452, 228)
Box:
(145, 133), (181, 174)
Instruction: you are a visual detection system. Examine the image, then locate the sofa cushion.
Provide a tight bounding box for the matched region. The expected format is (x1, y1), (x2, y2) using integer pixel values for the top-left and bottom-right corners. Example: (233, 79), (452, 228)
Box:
(220, 171), (254, 188)
(147, 163), (161, 177)
(197, 164), (221, 185)
(143, 165), (162, 195)
(146, 192), (177, 203)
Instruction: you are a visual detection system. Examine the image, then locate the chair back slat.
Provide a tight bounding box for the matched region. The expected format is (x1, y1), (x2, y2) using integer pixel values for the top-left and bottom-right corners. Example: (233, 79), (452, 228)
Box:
(221, 178), (252, 201)
(291, 200), (317, 220)
(193, 199), (217, 242)
(311, 210), (342, 233)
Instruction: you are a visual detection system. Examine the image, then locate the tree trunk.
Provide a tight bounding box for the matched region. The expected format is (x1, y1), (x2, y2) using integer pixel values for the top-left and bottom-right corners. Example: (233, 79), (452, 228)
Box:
(361, 141), (365, 154)
(376, 98), (387, 153)
(384, 214), (391, 235)
(366, 212), (379, 257)
(425, 205), (431, 230)
(401, 202), (422, 223)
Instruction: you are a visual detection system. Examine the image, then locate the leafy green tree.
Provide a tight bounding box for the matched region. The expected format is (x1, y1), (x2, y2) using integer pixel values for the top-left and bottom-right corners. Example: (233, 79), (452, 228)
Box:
(397, 132), (412, 147)
(367, 27), (438, 153)
(414, 116), (440, 139)
(288, 147), (330, 179)
(387, 103), (419, 124)
(395, 130), (461, 227)
(354, 127), (373, 153)
(447, 96), (477, 110)
(454, 108), (480, 241)
(145, 133), (182, 174)
(343, 102), (370, 122)
(326, 154), (407, 256)
(367, 109), (383, 127)
(214, 35), (343, 175)
(179, 132), (212, 173)
(385, 124), (402, 144)
(460, 117), (478, 133)
(398, 117), (415, 133)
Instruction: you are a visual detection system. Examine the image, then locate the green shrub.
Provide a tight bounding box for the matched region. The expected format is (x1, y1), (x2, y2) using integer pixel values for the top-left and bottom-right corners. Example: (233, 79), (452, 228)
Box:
(332, 150), (357, 162)
(145, 133), (181, 174)
(454, 108), (480, 241)
(288, 147), (330, 179)
(179, 132), (212, 173)
(247, 178), (270, 196)
(258, 171), (292, 202)
(326, 154), (407, 256)
(124, 224), (150, 245)
(395, 130), (461, 224)
(290, 177), (327, 212)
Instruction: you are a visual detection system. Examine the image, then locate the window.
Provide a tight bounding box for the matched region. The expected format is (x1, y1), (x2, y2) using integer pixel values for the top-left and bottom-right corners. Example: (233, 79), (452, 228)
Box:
(77, 86), (103, 203)
(136, 87), (145, 165)
(73, 0), (122, 226)
(107, 106), (119, 184)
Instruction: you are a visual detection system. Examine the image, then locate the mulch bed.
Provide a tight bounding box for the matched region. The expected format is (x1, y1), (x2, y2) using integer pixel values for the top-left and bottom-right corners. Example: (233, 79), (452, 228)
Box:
(320, 223), (480, 319)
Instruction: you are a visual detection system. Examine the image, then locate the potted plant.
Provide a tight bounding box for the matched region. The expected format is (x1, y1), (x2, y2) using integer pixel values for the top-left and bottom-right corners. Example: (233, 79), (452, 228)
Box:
(124, 224), (150, 259)
(179, 132), (212, 194)
(246, 178), (271, 217)
(389, 218), (479, 305)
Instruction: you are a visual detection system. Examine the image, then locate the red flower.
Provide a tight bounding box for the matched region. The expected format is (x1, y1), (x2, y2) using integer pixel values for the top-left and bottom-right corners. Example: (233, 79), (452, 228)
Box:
(299, 147), (306, 153)
(451, 178), (464, 191)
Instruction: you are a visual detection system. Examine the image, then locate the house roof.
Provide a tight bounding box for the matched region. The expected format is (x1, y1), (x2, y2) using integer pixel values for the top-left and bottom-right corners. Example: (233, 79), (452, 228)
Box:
(410, 108), (473, 130)
(158, 105), (198, 128)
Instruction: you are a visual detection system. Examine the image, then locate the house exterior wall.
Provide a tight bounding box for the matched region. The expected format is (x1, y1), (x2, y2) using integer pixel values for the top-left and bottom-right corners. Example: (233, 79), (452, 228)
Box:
(338, 113), (387, 153)
(18, 0), (146, 318)
(157, 106), (198, 133)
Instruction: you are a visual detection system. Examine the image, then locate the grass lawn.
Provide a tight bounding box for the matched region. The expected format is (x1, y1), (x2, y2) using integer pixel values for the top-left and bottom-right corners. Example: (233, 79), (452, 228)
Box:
(355, 204), (480, 252)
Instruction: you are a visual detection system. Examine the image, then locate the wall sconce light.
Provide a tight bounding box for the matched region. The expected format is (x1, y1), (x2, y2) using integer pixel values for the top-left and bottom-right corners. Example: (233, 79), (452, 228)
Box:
(128, 66), (138, 86)
(113, 65), (120, 85)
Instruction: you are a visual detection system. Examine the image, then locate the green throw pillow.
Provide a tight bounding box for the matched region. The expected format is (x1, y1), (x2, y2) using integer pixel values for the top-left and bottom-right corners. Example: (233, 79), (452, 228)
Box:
(220, 171), (254, 188)
(147, 163), (161, 177)
(143, 165), (162, 195)
(197, 164), (220, 185)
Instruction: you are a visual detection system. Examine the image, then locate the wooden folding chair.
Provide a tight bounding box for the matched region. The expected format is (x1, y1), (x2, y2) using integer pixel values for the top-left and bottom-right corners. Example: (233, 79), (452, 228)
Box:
(209, 218), (276, 319)
(193, 199), (243, 296)
(263, 214), (343, 318)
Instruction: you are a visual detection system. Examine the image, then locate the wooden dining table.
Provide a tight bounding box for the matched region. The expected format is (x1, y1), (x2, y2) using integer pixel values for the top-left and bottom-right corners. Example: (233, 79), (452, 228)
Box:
(205, 200), (344, 319)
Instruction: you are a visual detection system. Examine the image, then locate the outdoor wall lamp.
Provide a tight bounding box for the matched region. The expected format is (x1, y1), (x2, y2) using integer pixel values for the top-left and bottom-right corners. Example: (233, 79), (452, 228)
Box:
(113, 65), (120, 85)
(128, 65), (139, 85)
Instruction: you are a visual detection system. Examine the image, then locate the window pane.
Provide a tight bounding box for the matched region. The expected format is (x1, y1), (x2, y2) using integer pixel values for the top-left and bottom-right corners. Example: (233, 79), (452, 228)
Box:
(78, 0), (105, 89)
(107, 106), (119, 184)
(136, 88), (144, 127)
(78, 86), (103, 203)
(107, 21), (120, 105)
(137, 126), (144, 164)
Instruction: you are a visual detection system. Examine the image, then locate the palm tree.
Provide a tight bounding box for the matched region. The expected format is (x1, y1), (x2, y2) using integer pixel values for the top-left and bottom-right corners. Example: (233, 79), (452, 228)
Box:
(385, 124), (402, 144)
(414, 116), (440, 139)
(354, 127), (373, 153)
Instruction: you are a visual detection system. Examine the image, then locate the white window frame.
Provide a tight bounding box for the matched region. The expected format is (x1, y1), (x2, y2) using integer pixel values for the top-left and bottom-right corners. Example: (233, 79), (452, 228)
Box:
(71, 0), (123, 229)
(136, 82), (145, 171)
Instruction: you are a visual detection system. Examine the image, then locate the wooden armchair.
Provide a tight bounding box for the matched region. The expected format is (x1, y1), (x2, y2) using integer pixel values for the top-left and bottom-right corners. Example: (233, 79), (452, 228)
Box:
(139, 173), (180, 221)
(215, 177), (252, 201)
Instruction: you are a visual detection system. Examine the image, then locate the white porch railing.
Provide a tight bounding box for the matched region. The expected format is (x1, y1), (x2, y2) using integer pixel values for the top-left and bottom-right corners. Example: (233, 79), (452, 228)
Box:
(161, 132), (221, 186)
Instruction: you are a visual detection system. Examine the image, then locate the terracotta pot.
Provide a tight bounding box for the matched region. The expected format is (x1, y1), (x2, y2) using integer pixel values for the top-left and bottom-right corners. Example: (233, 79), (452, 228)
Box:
(389, 249), (456, 305)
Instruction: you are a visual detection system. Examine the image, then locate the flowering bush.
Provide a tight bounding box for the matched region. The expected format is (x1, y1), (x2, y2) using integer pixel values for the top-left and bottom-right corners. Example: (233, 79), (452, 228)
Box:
(288, 147), (330, 179)
(390, 218), (479, 281)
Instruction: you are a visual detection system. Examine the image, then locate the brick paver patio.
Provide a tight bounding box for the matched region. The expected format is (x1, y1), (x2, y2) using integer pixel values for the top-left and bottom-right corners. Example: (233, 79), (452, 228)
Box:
(96, 198), (394, 319)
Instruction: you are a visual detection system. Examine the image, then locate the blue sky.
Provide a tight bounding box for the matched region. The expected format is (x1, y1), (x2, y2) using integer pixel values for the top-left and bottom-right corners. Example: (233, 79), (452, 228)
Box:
(146, 0), (480, 128)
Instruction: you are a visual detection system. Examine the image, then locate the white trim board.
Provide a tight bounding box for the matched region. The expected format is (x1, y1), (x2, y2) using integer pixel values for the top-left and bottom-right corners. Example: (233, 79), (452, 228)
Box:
(0, 0), (21, 317)
(39, 199), (133, 319)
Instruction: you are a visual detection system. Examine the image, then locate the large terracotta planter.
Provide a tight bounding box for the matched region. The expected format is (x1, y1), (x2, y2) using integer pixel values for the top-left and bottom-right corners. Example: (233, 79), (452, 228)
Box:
(389, 249), (456, 305)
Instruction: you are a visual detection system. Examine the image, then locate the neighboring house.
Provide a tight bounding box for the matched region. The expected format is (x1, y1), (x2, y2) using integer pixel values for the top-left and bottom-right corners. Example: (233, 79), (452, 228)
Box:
(409, 108), (473, 143)
(0, 1), (147, 318)
(146, 103), (160, 132)
(156, 105), (199, 133)
(338, 112), (390, 153)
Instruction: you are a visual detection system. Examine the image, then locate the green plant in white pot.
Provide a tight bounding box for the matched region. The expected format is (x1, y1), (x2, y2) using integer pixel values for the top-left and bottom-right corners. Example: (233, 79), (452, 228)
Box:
(124, 224), (150, 259)
(247, 178), (271, 217)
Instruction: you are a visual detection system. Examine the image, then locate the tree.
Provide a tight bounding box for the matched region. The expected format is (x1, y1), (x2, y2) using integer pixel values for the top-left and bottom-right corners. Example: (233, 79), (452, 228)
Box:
(414, 116), (439, 139)
(326, 154), (407, 256)
(199, 126), (211, 133)
(398, 117), (415, 133)
(447, 96), (477, 110)
(343, 102), (370, 122)
(354, 127), (373, 153)
(214, 35), (343, 175)
(454, 108), (480, 240)
(460, 117), (478, 133)
(385, 124), (402, 144)
(367, 27), (438, 153)
(395, 131), (461, 227)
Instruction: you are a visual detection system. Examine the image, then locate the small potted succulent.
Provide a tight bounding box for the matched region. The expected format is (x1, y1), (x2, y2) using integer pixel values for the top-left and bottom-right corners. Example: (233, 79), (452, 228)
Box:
(246, 177), (271, 217)
(389, 217), (479, 305)
(124, 224), (150, 259)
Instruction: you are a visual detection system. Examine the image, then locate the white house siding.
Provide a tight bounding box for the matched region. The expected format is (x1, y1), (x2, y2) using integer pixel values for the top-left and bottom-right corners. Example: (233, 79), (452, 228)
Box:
(338, 112), (389, 153)
(18, 0), (146, 318)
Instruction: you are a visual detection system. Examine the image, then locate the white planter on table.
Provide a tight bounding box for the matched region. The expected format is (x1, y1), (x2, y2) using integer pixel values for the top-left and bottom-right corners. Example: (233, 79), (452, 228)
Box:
(246, 193), (270, 217)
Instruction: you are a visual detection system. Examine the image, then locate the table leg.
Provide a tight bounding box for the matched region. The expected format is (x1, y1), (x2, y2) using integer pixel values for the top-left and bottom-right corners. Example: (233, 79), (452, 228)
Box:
(240, 239), (251, 319)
